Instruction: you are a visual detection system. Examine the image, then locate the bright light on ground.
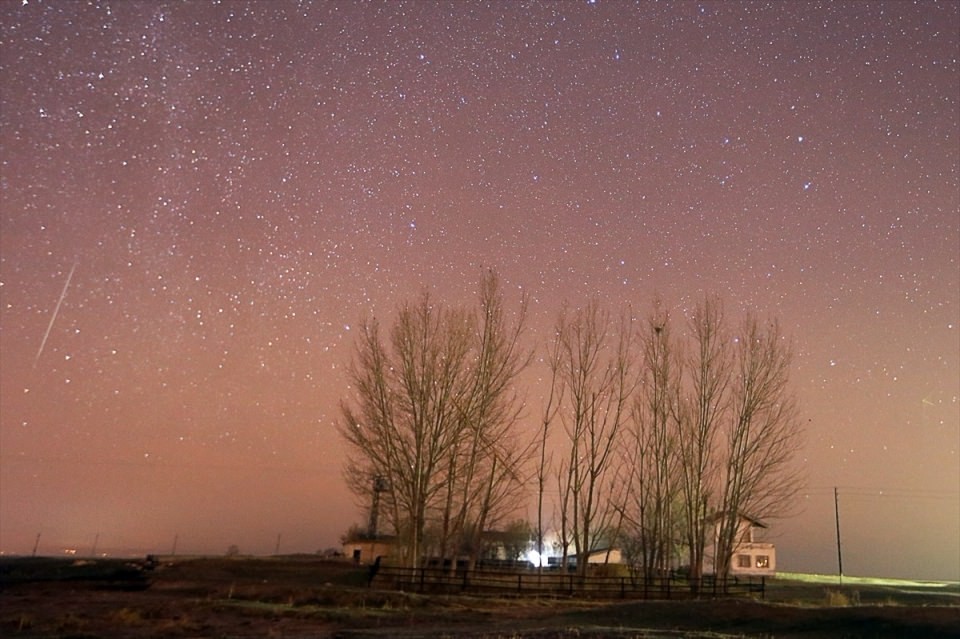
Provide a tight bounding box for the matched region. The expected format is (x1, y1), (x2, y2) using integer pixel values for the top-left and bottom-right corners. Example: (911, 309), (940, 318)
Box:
(777, 572), (957, 588)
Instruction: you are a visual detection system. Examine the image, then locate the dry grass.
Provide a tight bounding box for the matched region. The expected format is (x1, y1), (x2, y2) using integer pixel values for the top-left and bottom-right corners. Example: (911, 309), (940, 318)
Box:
(2, 557), (957, 638)
(824, 588), (860, 607)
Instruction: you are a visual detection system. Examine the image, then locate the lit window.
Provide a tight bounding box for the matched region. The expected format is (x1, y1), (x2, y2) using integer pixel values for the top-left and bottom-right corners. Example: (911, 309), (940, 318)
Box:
(756, 555), (770, 569)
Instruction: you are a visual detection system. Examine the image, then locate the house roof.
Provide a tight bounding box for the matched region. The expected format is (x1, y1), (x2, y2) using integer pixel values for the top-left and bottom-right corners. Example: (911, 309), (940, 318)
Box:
(342, 534), (398, 544)
(586, 547), (620, 556)
(705, 511), (768, 528)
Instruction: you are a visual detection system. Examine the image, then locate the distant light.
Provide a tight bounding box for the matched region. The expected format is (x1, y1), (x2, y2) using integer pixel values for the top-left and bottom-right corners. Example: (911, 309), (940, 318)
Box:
(526, 550), (543, 567)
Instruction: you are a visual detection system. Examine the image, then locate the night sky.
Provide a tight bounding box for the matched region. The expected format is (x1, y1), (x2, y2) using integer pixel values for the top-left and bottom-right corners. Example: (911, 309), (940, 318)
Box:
(1, 1), (957, 581)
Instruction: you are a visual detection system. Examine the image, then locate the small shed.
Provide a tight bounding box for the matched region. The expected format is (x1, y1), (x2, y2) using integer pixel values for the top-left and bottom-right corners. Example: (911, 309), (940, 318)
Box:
(586, 547), (624, 565)
(342, 536), (396, 566)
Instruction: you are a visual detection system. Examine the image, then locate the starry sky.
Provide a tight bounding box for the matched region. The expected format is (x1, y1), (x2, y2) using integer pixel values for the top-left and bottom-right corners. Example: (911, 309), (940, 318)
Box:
(1, 1), (957, 580)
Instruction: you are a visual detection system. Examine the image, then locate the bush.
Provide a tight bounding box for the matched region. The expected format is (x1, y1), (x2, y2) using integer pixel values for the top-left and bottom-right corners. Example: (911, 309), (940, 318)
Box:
(825, 588), (860, 606)
(590, 563), (630, 578)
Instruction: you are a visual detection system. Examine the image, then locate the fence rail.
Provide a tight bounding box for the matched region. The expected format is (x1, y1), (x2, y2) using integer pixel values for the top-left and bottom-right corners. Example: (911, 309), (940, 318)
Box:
(372, 565), (765, 600)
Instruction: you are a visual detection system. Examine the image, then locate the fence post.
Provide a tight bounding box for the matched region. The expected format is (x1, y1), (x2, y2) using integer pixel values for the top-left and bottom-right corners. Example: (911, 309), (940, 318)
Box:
(518, 573), (522, 594)
(419, 567), (425, 593)
(620, 577), (625, 598)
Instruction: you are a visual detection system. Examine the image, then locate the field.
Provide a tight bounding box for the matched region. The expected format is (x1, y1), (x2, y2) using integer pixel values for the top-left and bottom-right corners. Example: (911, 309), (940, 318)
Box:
(1, 556), (958, 638)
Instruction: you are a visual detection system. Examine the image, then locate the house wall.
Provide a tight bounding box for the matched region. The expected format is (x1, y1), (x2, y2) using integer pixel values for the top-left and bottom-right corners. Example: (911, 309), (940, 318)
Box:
(703, 516), (776, 577)
(342, 540), (394, 565)
(587, 548), (623, 564)
(728, 542), (776, 576)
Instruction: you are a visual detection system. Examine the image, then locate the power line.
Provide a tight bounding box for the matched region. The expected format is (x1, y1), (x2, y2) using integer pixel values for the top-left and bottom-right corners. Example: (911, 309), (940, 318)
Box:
(804, 486), (959, 501)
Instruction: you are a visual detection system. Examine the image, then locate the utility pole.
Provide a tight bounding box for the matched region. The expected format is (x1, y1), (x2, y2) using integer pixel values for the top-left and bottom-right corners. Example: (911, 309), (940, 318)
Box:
(834, 487), (843, 587)
(275, 533), (282, 556)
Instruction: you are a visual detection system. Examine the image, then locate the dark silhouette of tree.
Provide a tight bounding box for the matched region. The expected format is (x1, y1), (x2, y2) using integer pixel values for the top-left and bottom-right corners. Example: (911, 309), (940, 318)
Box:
(551, 301), (636, 576)
(714, 314), (804, 581)
(622, 299), (682, 581)
(340, 286), (803, 578)
(338, 272), (530, 567)
(676, 296), (728, 590)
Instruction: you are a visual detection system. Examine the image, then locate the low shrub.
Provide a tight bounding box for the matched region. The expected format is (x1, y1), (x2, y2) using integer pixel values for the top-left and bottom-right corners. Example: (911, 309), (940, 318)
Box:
(825, 588), (860, 606)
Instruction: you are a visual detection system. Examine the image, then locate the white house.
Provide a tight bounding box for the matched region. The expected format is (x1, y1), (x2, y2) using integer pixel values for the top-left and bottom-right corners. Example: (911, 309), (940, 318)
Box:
(703, 512), (776, 577)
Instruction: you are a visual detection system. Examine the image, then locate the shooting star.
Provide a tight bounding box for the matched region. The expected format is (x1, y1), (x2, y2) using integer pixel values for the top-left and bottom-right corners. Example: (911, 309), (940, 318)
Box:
(33, 259), (78, 368)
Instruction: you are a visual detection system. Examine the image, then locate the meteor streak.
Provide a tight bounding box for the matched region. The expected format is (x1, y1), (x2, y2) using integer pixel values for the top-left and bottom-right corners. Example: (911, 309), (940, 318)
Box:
(33, 259), (78, 368)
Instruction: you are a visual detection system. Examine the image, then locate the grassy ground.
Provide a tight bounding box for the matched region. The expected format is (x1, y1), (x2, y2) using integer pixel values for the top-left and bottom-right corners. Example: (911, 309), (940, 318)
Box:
(1, 556), (957, 638)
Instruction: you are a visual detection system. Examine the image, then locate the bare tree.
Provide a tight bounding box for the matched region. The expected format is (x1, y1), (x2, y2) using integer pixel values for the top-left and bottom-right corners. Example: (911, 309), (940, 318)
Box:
(676, 296), (728, 590)
(339, 294), (472, 566)
(340, 286), (803, 578)
(338, 272), (531, 568)
(440, 272), (532, 568)
(536, 323), (564, 571)
(622, 300), (682, 581)
(714, 314), (804, 580)
(552, 301), (636, 576)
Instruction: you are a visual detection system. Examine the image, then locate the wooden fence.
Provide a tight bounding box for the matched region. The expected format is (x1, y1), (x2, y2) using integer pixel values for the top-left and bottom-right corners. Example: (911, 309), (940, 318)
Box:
(372, 565), (765, 600)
